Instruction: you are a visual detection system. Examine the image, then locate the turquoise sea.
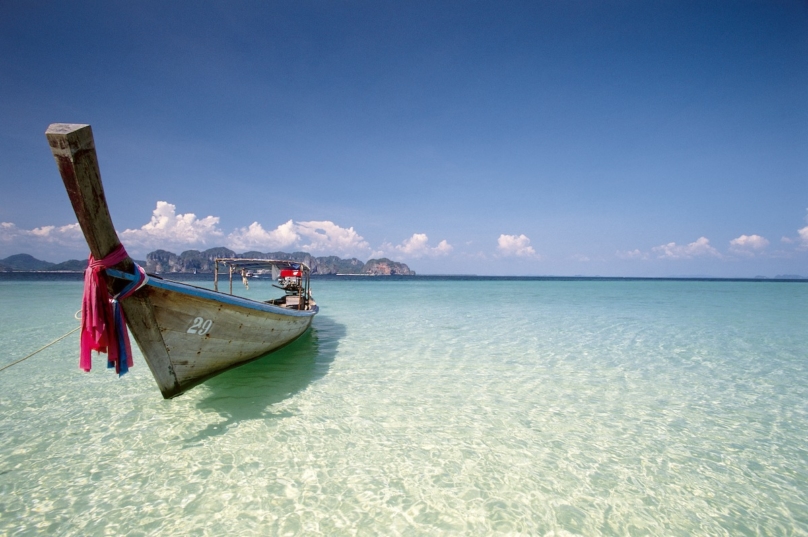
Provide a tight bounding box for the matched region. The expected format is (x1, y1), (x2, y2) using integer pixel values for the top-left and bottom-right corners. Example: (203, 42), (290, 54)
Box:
(1, 275), (807, 536)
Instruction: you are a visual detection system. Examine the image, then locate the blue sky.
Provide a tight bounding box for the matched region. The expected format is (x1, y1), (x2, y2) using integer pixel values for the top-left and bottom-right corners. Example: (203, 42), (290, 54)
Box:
(1, 1), (806, 276)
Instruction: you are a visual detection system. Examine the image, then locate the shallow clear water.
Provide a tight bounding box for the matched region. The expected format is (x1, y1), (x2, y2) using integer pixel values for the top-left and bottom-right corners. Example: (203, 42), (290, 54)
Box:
(1, 277), (807, 535)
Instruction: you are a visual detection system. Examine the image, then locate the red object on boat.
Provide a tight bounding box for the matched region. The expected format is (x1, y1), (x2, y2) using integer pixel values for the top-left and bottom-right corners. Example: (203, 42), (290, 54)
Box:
(280, 269), (302, 278)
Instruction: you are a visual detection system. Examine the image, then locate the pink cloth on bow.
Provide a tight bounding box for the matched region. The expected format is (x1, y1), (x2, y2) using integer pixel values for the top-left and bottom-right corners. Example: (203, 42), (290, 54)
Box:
(80, 244), (134, 372)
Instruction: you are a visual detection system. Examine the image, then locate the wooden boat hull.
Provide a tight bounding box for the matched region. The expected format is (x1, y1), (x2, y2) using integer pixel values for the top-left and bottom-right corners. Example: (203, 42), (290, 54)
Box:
(119, 275), (317, 398)
(46, 123), (319, 399)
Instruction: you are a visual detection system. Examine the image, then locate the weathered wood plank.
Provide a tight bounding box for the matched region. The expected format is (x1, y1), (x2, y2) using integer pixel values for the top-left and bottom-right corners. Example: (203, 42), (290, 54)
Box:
(45, 124), (128, 270)
(147, 286), (312, 384)
(123, 295), (183, 398)
(45, 123), (182, 398)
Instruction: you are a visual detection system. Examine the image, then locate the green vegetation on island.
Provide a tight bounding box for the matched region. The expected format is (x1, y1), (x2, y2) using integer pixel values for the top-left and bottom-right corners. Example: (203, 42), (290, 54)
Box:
(0, 249), (415, 276)
(145, 248), (414, 275)
(0, 253), (90, 272)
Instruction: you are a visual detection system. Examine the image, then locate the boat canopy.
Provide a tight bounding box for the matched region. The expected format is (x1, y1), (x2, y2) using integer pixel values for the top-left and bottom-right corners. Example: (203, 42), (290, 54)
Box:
(213, 258), (311, 273)
(213, 258), (312, 295)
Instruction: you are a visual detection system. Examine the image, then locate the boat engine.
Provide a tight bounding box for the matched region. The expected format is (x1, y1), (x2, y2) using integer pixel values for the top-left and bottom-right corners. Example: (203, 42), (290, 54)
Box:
(278, 268), (303, 294)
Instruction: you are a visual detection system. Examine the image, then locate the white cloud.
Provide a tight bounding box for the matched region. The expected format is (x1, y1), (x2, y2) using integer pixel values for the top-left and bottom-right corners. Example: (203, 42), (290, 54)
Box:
(228, 219), (371, 257)
(729, 234), (769, 256)
(1, 204), (380, 262)
(394, 233), (453, 258)
(652, 237), (721, 260)
(616, 249), (648, 260)
(798, 226), (808, 249)
(396, 234), (427, 255)
(0, 221), (83, 244)
(227, 220), (299, 251)
(296, 221), (371, 257)
(779, 209), (808, 249)
(497, 234), (537, 258)
(730, 234), (769, 249)
(3, 199), (452, 264)
(120, 201), (223, 253)
(0, 221), (86, 258)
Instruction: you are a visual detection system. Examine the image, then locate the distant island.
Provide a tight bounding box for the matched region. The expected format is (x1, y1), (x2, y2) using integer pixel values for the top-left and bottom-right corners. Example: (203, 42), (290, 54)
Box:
(0, 249), (415, 276)
(144, 248), (414, 275)
(0, 254), (89, 272)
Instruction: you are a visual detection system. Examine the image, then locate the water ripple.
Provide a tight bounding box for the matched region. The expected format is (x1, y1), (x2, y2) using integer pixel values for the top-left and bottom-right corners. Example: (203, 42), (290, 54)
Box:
(1, 279), (806, 535)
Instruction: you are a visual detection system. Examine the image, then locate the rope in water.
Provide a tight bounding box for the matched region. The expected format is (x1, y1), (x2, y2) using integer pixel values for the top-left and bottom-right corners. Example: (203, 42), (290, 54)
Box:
(0, 310), (81, 373)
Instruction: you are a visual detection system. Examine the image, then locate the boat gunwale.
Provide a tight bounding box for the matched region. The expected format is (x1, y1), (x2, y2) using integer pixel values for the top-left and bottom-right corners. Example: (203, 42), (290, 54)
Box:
(106, 268), (319, 317)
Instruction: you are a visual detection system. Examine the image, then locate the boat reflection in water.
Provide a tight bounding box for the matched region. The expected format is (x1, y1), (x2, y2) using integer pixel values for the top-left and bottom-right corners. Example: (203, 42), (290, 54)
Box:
(185, 316), (345, 443)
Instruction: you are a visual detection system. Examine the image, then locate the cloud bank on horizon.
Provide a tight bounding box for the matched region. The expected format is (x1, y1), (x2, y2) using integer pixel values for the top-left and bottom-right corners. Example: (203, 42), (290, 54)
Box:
(3, 202), (807, 274)
(0, 201), (454, 262)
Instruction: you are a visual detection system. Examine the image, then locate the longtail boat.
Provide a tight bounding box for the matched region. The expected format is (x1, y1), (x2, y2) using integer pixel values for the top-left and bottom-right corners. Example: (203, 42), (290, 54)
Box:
(46, 123), (318, 398)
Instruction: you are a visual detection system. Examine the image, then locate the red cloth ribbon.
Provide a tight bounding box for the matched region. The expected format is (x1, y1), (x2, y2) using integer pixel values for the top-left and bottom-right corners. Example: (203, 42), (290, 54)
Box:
(80, 244), (134, 373)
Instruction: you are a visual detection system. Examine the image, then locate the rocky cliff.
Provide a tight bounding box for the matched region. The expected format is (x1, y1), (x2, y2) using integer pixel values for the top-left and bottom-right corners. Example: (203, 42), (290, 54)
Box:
(0, 250), (415, 275)
(146, 247), (236, 273)
(363, 258), (415, 275)
(143, 248), (414, 275)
